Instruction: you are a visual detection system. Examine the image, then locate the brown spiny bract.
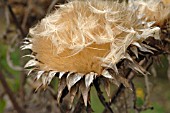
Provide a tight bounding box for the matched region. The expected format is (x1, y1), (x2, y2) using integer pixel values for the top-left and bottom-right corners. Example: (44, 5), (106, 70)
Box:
(22, 0), (170, 106)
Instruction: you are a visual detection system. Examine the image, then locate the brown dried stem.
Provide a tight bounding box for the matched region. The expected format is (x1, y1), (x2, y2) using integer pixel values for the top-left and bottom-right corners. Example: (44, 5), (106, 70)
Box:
(0, 72), (25, 113)
(73, 95), (85, 113)
(47, 0), (59, 14)
(94, 78), (114, 113)
(3, 0), (26, 38)
(3, 0), (28, 102)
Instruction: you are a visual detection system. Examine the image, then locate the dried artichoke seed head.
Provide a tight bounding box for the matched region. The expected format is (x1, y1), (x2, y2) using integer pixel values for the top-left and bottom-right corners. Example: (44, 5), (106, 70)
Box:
(22, 0), (166, 106)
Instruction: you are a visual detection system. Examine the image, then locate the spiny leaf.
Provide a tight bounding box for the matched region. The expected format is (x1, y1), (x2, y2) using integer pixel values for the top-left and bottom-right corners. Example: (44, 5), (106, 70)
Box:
(117, 76), (131, 89)
(27, 68), (36, 76)
(132, 42), (153, 54)
(24, 59), (38, 68)
(57, 77), (67, 104)
(124, 53), (133, 62)
(80, 81), (89, 106)
(103, 79), (111, 99)
(70, 85), (78, 106)
(141, 43), (157, 51)
(102, 69), (113, 79)
(59, 72), (65, 79)
(85, 72), (95, 88)
(67, 73), (83, 90)
(126, 60), (149, 75)
(47, 71), (57, 84)
(130, 46), (138, 58)
(22, 54), (35, 58)
(36, 70), (44, 80)
(20, 44), (33, 50)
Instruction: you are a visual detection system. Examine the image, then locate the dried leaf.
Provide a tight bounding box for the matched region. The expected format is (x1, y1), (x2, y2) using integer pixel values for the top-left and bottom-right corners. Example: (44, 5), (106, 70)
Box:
(57, 77), (67, 103)
(110, 64), (119, 74)
(85, 72), (95, 88)
(34, 84), (43, 93)
(109, 79), (120, 87)
(152, 27), (160, 40)
(132, 42), (153, 54)
(36, 70), (45, 80)
(23, 37), (32, 42)
(127, 61), (149, 75)
(59, 72), (65, 79)
(118, 76), (131, 89)
(137, 44), (148, 53)
(47, 71), (57, 84)
(103, 79), (111, 99)
(67, 73), (83, 90)
(130, 46), (138, 58)
(141, 43), (157, 51)
(107, 69), (120, 86)
(102, 69), (113, 79)
(80, 81), (89, 106)
(27, 68), (35, 76)
(139, 27), (160, 40)
(132, 42), (141, 48)
(22, 54), (35, 58)
(70, 85), (78, 105)
(42, 75), (48, 86)
(23, 41), (31, 44)
(124, 53), (133, 62)
(24, 59), (38, 68)
(20, 44), (33, 50)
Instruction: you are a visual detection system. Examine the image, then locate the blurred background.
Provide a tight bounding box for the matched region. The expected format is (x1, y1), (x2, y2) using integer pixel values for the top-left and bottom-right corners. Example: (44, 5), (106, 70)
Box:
(0, 0), (170, 113)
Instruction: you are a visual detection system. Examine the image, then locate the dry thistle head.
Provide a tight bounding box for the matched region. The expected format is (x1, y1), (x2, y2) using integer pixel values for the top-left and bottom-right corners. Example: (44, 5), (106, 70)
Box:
(22, 0), (170, 106)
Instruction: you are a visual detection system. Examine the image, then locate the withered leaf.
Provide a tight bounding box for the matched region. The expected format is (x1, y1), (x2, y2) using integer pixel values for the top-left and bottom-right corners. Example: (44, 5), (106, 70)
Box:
(85, 72), (95, 88)
(124, 53), (133, 62)
(27, 68), (36, 76)
(67, 73), (83, 90)
(24, 59), (38, 68)
(141, 43), (157, 51)
(130, 46), (138, 58)
(111, 64), (119, 74)
(70, 85), (78, 106)
(127, 61), (149, 75)
(59, 72), (65, 79)
(132, 42), (154, 54)
(102, 69), (113, 79)
(36, 71), (45, 80)
(103, 79), (111, 99)
(20, 44), (33, 50)
(117, 76), (131, 89)
(47, 71), (57, 84)
(57, 77), (67, 104)
(79, 81), (89, 106)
